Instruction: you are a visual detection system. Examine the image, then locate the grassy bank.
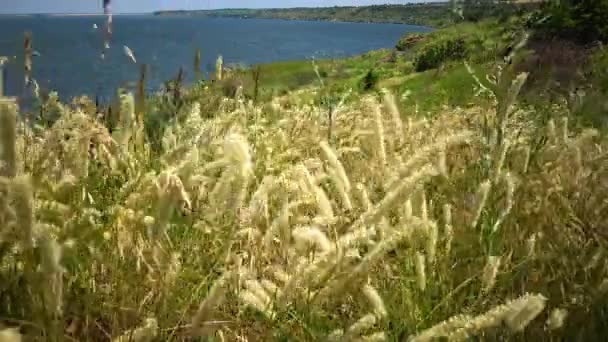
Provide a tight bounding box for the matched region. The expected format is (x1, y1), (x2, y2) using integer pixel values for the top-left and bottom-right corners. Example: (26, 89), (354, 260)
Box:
(1, 10), (608, 342)
(215, 18), (516, 115)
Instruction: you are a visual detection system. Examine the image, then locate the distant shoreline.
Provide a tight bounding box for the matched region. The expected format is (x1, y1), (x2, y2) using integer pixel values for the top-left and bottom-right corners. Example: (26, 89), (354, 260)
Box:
(1, 3), (450, 27)
(0, 11), (439, 29)
(157, 15), (433, 28)
(153, 3), (452, 28)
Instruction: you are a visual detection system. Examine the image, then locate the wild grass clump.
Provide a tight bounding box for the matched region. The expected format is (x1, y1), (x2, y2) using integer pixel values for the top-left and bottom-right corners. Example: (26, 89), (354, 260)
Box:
(413, 37), (467, 72)
(0, 39), (607, 341)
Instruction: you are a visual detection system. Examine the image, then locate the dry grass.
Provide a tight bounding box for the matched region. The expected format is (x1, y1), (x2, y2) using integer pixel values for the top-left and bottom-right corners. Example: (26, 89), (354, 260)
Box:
(0, 52), (607, 342)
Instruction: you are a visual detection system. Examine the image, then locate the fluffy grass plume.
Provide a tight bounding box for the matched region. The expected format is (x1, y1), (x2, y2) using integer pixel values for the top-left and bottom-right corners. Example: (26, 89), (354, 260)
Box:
(0, 43), (607, 342)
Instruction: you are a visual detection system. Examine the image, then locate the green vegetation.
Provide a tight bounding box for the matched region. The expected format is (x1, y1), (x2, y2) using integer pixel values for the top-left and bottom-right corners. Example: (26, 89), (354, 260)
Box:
(154, 2), (542, 28)
(531, 0), (608, 44)
(2, 4), (608, 342)
(220, 17), (519, 113)
(455, 0), (529, 22)
(155, 3), (453, 27)
(413, 37), (467, 71)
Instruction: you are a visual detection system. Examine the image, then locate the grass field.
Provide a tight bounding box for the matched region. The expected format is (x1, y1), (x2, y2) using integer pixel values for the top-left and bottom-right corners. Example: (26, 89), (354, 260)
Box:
(222, 18), (511, 113)
(1, 12), (608, 342)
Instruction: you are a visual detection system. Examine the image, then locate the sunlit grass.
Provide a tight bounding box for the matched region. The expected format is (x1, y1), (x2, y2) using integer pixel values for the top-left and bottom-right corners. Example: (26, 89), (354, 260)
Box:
(1, 12), (607, 342)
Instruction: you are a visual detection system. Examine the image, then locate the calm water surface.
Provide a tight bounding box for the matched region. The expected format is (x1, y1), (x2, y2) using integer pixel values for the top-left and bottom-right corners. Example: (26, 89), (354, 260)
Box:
(0, 15), (431, 100)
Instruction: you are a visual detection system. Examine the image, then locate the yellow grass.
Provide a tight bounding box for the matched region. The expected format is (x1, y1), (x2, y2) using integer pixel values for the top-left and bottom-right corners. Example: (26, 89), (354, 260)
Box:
(0, 56), (607, 341)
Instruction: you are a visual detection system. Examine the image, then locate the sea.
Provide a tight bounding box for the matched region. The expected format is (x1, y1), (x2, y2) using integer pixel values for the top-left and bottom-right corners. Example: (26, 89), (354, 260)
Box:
(0, 15), (431, 102)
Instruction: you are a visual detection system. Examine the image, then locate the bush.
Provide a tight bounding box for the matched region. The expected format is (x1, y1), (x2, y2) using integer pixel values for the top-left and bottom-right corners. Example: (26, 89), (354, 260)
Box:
(395, 32), (427, 52)
(402, 61), (415, 75)
(532, 0), (608, 44)
(359, 69), (379, 91)
(589, 48), (608, 91)
(569, 48), (608, 129)
(458, 0), (535, 23)
(461, 0), (496, 22)
(413, 37), (467, 72)
(514, 38), (588, 102)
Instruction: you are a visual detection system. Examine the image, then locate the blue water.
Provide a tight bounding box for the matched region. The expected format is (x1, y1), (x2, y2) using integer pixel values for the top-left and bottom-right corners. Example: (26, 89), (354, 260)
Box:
(0, 15), (431, 101)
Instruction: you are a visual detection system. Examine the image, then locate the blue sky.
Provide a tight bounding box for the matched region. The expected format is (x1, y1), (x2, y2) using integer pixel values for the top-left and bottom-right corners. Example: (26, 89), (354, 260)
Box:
(1, 1), (435, 14)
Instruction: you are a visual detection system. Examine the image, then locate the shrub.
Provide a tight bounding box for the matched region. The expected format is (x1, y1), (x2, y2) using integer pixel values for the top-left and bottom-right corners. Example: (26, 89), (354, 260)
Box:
(568, 48), (608, 129)
(359, 68), (379, 91)
(532, 0), (608, 44)
(588, 47), (608, 91)
(514, 38), (588, 102)
(219, 77), (244, 98)
(402, 61), (415, 75)
(396, 32), (427, 52)
(413, 37), (467, 72)
(455, 0), (535, 23)
(460, 0), (496, 22)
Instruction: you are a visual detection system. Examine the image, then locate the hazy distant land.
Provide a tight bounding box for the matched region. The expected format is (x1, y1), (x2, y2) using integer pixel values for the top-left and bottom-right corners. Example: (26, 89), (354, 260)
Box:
(154, 3), (454, 28)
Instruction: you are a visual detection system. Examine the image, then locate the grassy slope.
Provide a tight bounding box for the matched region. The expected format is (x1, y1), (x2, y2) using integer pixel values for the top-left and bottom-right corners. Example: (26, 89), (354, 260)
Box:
(223, 19), (512, 116)
(228, 15), (608, 122)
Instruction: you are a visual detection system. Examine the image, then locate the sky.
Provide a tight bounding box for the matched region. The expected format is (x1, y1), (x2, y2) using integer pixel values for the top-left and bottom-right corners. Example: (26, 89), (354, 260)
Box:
(1, 0), (435, 14)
